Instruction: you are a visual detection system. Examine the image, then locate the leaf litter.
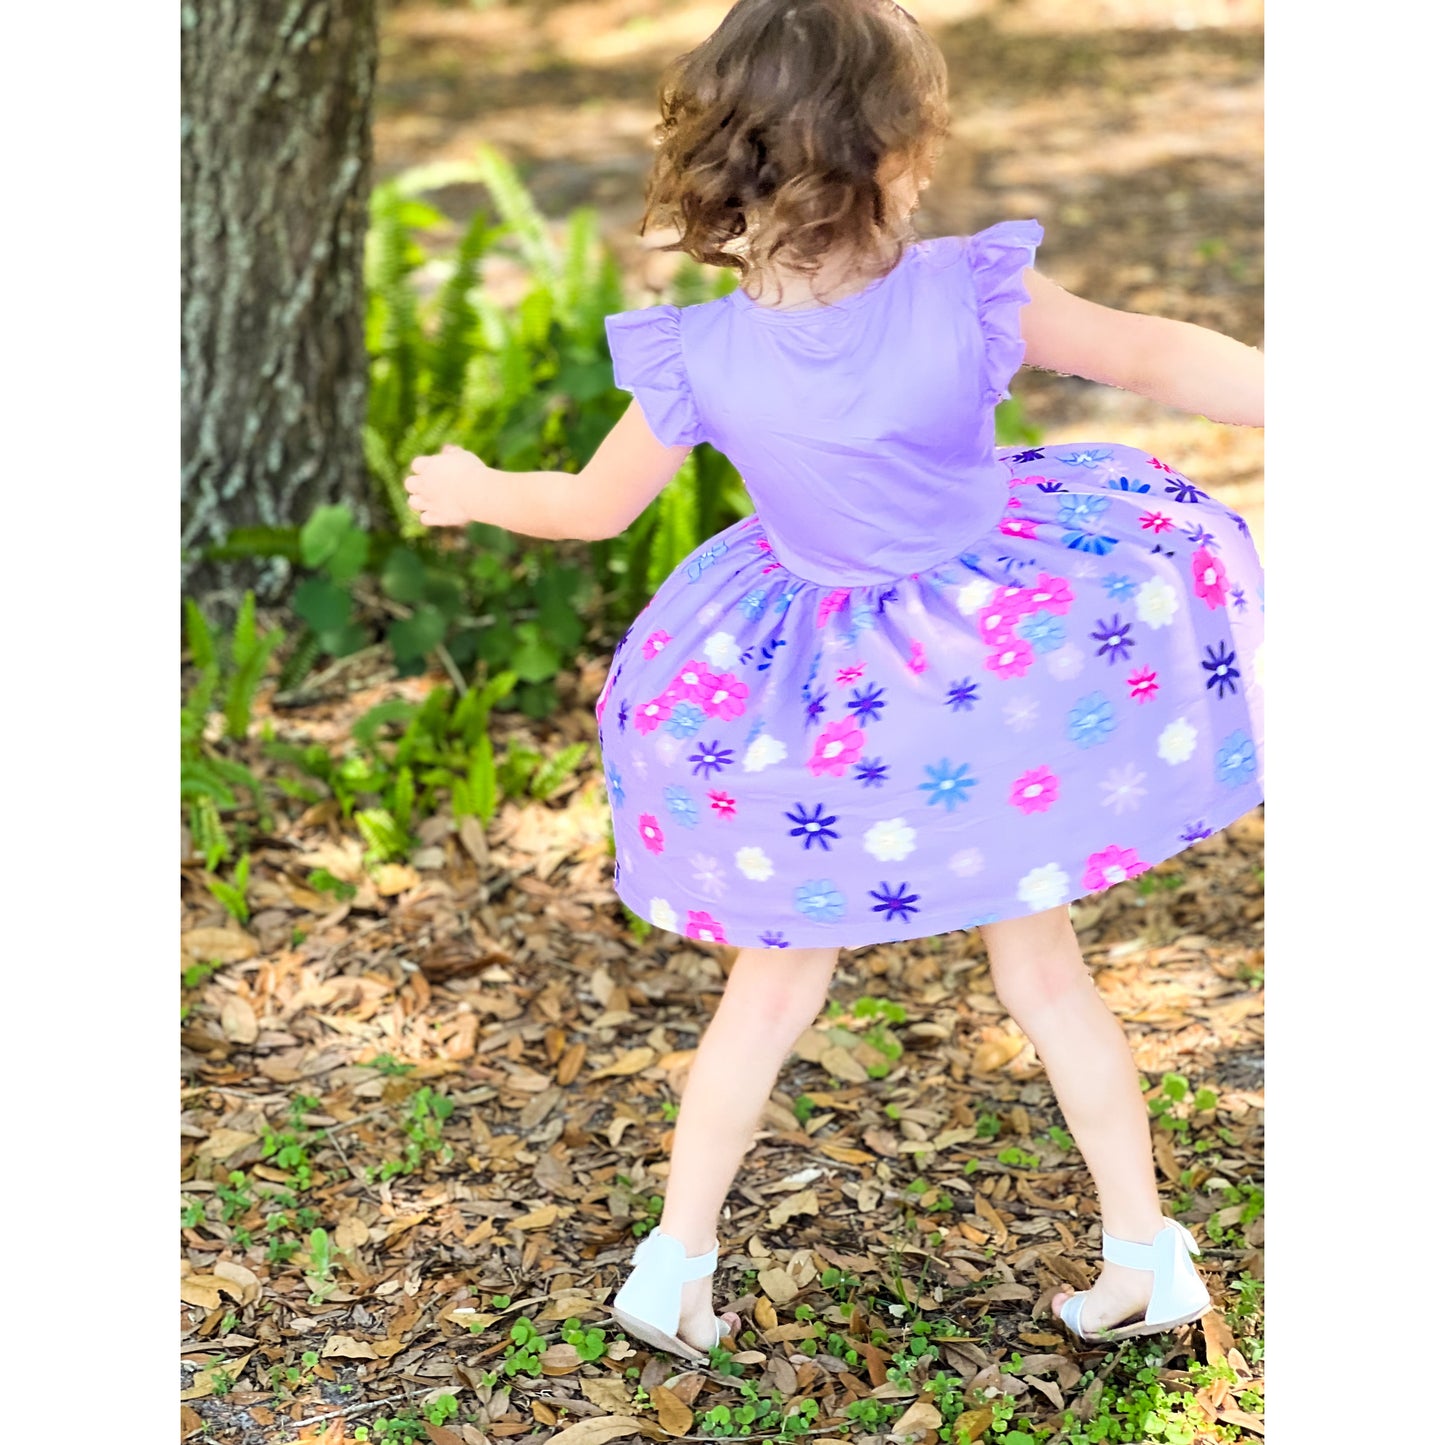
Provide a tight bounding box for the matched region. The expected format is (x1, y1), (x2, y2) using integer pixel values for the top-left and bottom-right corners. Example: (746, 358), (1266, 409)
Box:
(181, 651), (1264, 1444)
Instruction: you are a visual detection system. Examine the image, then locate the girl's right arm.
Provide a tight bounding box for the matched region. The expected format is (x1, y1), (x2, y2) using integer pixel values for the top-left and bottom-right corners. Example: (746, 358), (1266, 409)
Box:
(1018, 270), (1263, 428)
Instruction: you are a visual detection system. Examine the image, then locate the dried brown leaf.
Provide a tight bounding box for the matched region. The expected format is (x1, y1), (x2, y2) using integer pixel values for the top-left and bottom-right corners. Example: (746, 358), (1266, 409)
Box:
(651, 1385), (694, 1437)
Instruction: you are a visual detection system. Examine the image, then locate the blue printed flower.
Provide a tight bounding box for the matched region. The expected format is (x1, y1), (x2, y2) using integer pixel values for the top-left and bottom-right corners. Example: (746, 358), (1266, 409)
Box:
(759, 930), (791, 948)
(1060, 448), (1112, 469)
(1102, 573), (1141, 601)
(804, 693), (828, 730)
(1229, 584), (1248, 613)
(1017, 612), (1066, 652)
(1179, 821), (1214, 844)
(739, 588), (769, 621)
(1010, 448), (1047, 463)
(787, 802), (840, 851)
(847, 683), (887, 723)
(1202, 643), (1240, 698)
(1033, 479), (1067, 493)
(1058, 495), (1112, 529)
(689, 740), (735, 778)
(1165, 477), (1207, 504)
(1090, 614), (1136, 666)
(774, 585), (802, 616)
(1215, 730), (1257, 787)
(1107, 475), (1152, 493)
(918, 759), (977, 811)
(756, 636), (787, 671)
(869, 881), (921, 923)
(946, 679), (980, 712)
(663, 702), (704, 738)
(663, 785), (700, 829)
(1182, 522), (1219, 551)
(606, 764), (625, 808)
(1226, 509), (1250, 534)
(1067, 692), (1118, 748)
(795, 879), (846, 923)
(876, 587), (900, 614)
(616, 699), (629, 732)
(854, 757), (890, 788)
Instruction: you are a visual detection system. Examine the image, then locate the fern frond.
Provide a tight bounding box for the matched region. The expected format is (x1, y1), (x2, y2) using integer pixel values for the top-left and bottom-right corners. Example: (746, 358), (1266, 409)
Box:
(474, 143), (557, 285)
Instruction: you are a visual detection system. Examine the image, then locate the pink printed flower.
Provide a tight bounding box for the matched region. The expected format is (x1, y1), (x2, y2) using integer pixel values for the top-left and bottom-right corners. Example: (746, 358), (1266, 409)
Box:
(1005, 495), (1024, 509)
(708, 790), (737, 819)
(1140, 511), (1174, 535)
(1191, 549), (1229, 609)
(1009, 766), (1060, 814)
(638, 814), (665, 855)
(670, 660), (717, 703)
(808, 719), (867, 778)
(633, 695), (675, 734)
(762, 561), (782, 574)
(685, 909), (728, 945)
(1147, 456), (1175, 474)
(641, 630), (672, 660)
(1009, 473), (1051, 489)
(1127, 667), (1160, 703)
(1000, 516), (1040, 539)
(836, 662), (866, 685)
(989, 584), (1034, 622)
(979, 605), (1018, 646)
(817, 588), (852, 627)
(985, 637), (1035, 680)
(701, 671), (750, 720)
(594, 675), (612, 723)
(755, 536), (773, 553)
(1082, 845), (1150, 891)
(906, 639), (928, 675)
(1024, 574), (1074, 616)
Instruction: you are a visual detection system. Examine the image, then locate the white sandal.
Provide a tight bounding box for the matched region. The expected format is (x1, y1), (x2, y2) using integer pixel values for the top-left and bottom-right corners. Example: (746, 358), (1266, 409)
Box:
(1057, 1218), (1212, 1343)
(609, 1227), (739, 1364)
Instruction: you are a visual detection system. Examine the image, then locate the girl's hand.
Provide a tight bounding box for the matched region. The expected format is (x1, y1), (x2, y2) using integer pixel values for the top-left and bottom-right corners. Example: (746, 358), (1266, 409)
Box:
(404, 444), (487, 527)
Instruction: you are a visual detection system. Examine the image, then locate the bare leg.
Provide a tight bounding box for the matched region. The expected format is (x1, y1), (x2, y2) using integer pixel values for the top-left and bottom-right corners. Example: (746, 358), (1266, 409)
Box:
(979, 906), (1184, 1331)
(658, 944), (840, 1350)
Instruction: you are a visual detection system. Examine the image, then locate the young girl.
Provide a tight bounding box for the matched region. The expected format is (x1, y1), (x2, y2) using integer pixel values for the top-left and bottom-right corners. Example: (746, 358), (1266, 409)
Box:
(405, 0), (1262, 1362)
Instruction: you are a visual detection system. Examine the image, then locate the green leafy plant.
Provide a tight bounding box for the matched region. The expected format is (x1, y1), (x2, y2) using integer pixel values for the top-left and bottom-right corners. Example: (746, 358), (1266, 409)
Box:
(181, 593), (280, 867)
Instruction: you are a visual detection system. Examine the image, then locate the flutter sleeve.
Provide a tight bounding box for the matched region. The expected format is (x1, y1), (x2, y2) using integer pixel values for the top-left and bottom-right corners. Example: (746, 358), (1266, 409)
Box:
(965, 219), (1045, 405)
(603, 305), (705, 447)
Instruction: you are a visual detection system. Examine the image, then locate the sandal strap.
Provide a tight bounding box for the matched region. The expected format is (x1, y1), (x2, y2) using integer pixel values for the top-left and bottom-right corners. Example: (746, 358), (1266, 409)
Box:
(1101, 1219), (1200, 1271)
(633, 1228), (719, 1280)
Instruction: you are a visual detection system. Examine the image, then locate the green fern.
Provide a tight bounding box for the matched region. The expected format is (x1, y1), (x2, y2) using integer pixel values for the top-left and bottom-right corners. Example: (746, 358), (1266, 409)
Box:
(190, 794), (230, 871)
(223, 593), (284, 740)
(530, 741), (590, 801)
(356, 807), (411, 864)
(474, 143), (557, 287)
(430, 210), (498, 408)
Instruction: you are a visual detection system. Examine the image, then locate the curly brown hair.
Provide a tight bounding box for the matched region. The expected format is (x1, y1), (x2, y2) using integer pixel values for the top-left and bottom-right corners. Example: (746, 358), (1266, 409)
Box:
(641, 0), (951, 298)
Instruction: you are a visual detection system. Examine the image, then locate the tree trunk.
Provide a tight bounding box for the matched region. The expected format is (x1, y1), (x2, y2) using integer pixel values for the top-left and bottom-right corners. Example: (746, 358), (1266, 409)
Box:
(181, 0), (378, 615)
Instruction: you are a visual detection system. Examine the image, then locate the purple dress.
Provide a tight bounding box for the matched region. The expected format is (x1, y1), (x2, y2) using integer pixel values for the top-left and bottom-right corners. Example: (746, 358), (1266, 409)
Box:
(595, 220), (1263, 950)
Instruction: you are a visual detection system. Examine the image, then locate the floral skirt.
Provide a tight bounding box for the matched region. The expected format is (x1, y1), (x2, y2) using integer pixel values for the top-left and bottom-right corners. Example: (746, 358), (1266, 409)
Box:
(594, 444), (1263, 950)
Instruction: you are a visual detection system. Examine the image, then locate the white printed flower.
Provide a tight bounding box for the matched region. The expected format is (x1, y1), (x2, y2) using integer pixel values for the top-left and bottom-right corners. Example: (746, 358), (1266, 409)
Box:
(703, 631), (742, 671)
(735, 845), (775, 882)
(1018, 862), (1070, 912)
(698, 602), (722, 625)
(1003, 696), (1039, 731)
(744, 734), (788, 771)
(1136, 578), (1180, 630)
(863, 817), (918, 862)
(655, 734), (684, 765)
(949, 847), (985, 878)
(955, 578), (994, 616)
(633, 755), (650, 780)
(1157, 717), (1199, 765)
(649, 897), (678, 931)
(691, 854), (728, 900)
(1100, 763), (1148, 814)
(1046, 643), (1086, 681)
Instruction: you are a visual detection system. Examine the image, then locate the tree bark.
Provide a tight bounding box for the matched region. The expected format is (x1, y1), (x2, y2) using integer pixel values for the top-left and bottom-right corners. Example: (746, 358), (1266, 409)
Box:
(181, 0), (378, 614)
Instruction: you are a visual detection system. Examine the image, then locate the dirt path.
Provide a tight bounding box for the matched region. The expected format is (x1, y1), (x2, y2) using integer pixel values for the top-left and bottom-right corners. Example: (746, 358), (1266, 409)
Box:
(375, 0), (1264, 542)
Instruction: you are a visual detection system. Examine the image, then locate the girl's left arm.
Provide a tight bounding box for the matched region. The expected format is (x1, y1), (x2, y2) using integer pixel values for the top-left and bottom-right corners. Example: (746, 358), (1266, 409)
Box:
(404, 400), (692, 540)
(1018, 269), (1263, 427)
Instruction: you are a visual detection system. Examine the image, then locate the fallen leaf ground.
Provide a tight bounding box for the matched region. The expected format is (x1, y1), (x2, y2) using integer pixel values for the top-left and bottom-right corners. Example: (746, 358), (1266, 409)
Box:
(183, 5), (1264, 1440)
(182, 641), (1265, 1445)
